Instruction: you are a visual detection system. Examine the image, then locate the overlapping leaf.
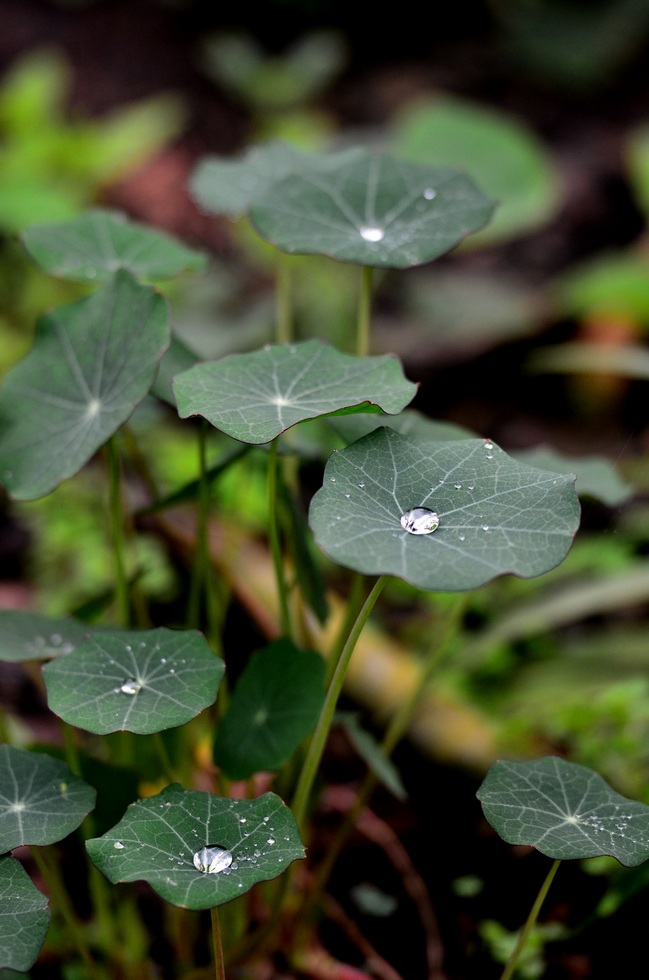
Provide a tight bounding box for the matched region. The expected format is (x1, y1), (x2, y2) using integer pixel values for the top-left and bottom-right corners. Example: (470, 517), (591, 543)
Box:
(213, 640), (326, 780)
(21, 209), (206, 283)
(477, 756), (649, 867)
(0, 857), (49, 972)
(0, 610), (93, 662)
(0, 747), (96, 851)
(42, 628), (224, 735)
(86, 785), (304, 909)
(250, 149), (495, 268)
(0, 272), (169, 499)
(173, 340), (417, 444)
(189, 140), (310, 217)
(309, 428), (580, 591)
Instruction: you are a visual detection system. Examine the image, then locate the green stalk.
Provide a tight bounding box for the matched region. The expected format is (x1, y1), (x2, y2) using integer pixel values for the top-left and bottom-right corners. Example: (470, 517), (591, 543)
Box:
(187, 420), (210, 631)
(211, 907), (226, 980)
(268, 438), (292, 638)
(324, 572), (365, 686)
(276, 252), (293, 345)
(356, 265), (374, 357)
(500, 859), (562, 980)
(302, 594), (468, 918)
(291, 575), (388, 832)
(31, 845), (104, 980)
(107, 436), (130, 627)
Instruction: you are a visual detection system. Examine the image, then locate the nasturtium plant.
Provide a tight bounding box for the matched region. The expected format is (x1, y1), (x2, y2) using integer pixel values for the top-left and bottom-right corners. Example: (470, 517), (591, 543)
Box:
(249, 148), (495, 267)
(173, 339), (417, 444)
(42, 628), (224, 735)
(213, 639), (326, 780)
(86, 785), (304, 909)
(0, 746), (96, 851)
(21, 208), (207, 283)
(0, 609), (93, 662)
(0, 271), (169, 499)
(0, 856), (50, 972)
(478, 756), (649, 867)
(309, 428), (580, 591)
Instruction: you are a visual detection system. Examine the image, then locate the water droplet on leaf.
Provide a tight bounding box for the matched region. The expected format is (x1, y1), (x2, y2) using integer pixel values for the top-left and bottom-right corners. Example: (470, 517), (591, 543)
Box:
(400, 508), (440, 535)
(423, 188), (436, 200)
(113, 841), (125, 850)
(359, 226), (385, 242)
(120, 679), (141, 696)
(193, 845), (233, 874)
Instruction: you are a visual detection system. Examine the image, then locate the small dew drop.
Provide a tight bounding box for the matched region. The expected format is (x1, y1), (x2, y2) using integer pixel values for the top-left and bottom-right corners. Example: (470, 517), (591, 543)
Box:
(486, 453), (494, 460)
(454, 483), (462, 490)
(358, 482), (365, 489)
(113, 841), (125, 850)
(120, 679), (141, 696)
(193, 845), (233, 875)
(468, 484), (475, 491)
(400, 508), (440, 535)
(482, 525), (490, 532)
(458, 534), (466, 542)
(484, 441), (494, 450)
(267, 838), (275, 845)
(423, 188), (436, 200)
(359, 226), (385, 243)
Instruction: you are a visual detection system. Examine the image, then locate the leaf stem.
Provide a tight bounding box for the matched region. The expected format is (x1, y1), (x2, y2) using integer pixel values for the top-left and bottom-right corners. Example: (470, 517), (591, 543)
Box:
(291, 575), (388, 832)
(356, 265), (374, 357)
(107, 435), (130, 627)
(31, 845), (104, 980)
(268, 438), (292, 639)
(211, 906), (226, 980)
(276, 252), (293, 345)
(500, 859), (562, 980)
(187, 420), (210, 631)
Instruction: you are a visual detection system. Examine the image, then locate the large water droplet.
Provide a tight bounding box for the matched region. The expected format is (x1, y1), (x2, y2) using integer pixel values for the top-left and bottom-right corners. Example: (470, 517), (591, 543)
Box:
(193, 845), (233, 874)
(400, 508), (440, 535)
(359, 226), (384, 242)
(120, 679), (141, 695)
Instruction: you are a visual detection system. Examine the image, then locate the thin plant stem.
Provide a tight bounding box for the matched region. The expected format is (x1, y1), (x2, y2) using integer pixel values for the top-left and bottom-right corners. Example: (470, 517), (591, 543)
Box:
(500, 859), (562, 980)
(211, 906), (226, 980)
(107, 436), (130, 627)
(188, 420), (211, 631)
(268, 438), (292, 638)
(31, 845), (104, 980)
(291, 575), (388, 832)
(276, 252), (293, 345)
(356, 266), (374, 357)
(302, 594), (468, 922)
(324, 571), (365, 686)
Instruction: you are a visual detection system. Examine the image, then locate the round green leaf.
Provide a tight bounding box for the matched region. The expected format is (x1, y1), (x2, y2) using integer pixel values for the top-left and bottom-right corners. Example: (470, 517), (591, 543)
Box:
(0, 747), (96, 851)
(86, 785), (304, 909)
(42, 628), (224, 735)
(21, 209), (207, 283)
(392, 96), (559, 245)
(477, 756), (649, 867)
(0, 610), (93, 662)
(173, 340), (417, 445)
(0, 271), (169, 500)
(189, 141), (310, 218)
(249, 149), (495, 268)
(308, 428), (580, 591)
(0, 857), (49, 972)
(213, 640), (326, 780)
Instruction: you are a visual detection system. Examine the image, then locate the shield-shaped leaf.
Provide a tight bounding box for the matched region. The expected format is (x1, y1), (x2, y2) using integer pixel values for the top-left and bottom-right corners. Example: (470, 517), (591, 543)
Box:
(477, 756), (649, 867)
(308, 428), (580, 592)
(0, 747), (96, 851)
(0, 857), (49, 972)
(249, 149), (495, 268)
(42, 628), (224, 735)
(0, 610), (93, 662)
(213, 640), (326, 780)
(86, 785), (304, 910)
(0, 272), (169, 500)
(21, 209), (207, 283)
(173, 340), (417, 444)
